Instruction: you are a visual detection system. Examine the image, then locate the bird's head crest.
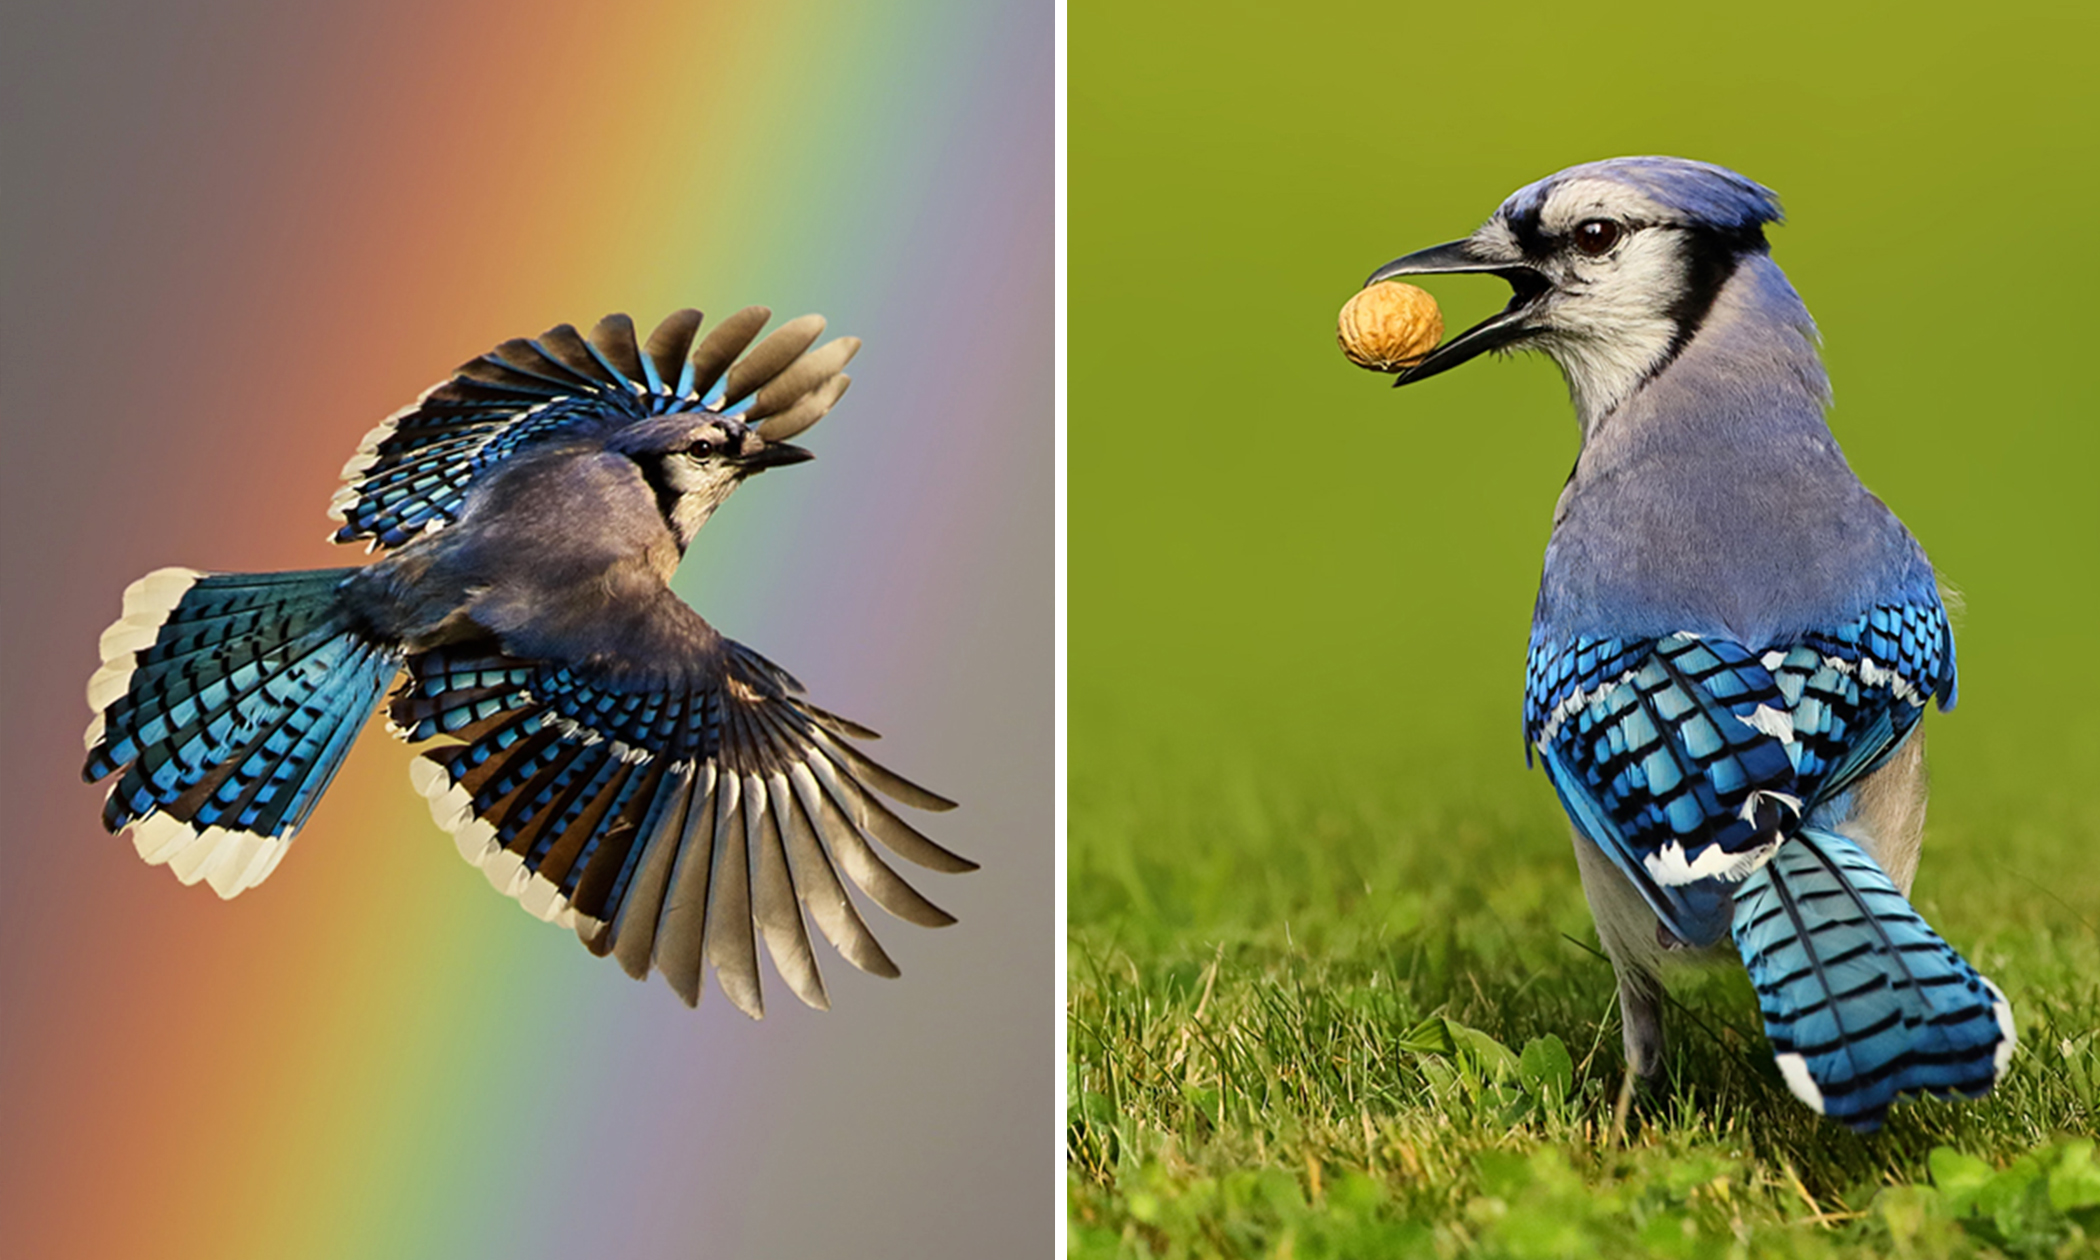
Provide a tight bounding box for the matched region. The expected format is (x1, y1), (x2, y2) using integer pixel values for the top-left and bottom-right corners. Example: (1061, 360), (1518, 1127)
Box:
(1498, 157), (1783, 242)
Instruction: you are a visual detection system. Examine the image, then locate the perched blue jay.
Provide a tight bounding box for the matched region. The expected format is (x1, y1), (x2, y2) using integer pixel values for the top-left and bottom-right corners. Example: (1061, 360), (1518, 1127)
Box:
(84, 308), (971, 1017)
(1365, 157), (2011, 1130)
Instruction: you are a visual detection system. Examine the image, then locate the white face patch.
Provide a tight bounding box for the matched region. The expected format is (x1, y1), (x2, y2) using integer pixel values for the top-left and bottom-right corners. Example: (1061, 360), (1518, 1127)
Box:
(1467, 216), (1522, 263)
(1478, 177), (1725, 433)
(662, 449), (747, 546)
(1526, 226), (1690, 428)
(1534, 178), (1673, 236)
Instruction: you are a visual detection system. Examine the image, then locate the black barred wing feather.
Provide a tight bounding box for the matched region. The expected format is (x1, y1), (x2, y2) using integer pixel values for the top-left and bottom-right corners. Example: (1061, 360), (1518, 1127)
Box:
(332, 309), (859, 551)
(1524, 601), (1957, 949)
(1756, 599), (1957, 810)
(330, 327), (653, 550)
(393, 639), (968, 1018)
(1526, 633), (1801, 947)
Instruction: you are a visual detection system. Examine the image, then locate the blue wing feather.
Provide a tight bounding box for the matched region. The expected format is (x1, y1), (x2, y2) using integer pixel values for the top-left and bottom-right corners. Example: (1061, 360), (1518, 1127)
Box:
(1528, 633), (1798, 945)
(1527, 592), (1997, 1127)
(1526, 599), (1957, 931)
(1768, 597), (1955, 807)
(330, 315), (720, 551)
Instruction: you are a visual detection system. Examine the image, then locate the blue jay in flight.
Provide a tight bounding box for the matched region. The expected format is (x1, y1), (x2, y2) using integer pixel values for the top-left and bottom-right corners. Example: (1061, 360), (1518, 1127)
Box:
(1365, 157), (2011, 1130)
(84, 308), (972, 1017)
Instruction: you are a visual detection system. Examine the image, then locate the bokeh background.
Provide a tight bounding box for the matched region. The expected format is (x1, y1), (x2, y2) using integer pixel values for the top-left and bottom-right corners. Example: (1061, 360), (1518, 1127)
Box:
(1071, 8), (2097, 965)
(1, 2), (1048, 1257)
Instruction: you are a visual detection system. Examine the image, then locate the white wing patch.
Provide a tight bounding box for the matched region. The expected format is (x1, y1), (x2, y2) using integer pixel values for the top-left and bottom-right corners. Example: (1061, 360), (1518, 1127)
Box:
(1735, 788), (1803, 825)
(1743, 703), (1795, 743)
(1537, 667), (1640, 746)
(1642, 831), (1784, 887)
(1852, 657), (1923, 706)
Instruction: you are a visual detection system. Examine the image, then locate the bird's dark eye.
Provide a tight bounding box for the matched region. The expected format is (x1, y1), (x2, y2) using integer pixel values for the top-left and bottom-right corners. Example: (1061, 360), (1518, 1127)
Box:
(1573, 219), (1623, 256)
(685, 440), (716, 458)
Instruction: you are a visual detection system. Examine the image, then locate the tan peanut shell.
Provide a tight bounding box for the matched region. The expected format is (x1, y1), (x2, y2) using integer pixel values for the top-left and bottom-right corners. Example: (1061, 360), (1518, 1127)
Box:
(1337, 282), (1444, 371)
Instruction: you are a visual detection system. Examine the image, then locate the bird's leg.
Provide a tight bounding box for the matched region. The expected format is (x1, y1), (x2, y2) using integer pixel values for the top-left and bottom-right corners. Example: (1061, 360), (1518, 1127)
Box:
(1605, 966), (1666, 1146)
(1617, 966), (1666, 1082)
(1569, 828), (1674, 1081)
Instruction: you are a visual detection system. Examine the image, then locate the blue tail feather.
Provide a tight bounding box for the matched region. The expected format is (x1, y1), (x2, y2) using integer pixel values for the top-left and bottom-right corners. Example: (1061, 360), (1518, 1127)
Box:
(90, 568), (357, 773)
(87, 569), (400, 857)
(1733, 827), (2011, 1131)
(224, 637), (395, 836)
(108, 625), (365, 815)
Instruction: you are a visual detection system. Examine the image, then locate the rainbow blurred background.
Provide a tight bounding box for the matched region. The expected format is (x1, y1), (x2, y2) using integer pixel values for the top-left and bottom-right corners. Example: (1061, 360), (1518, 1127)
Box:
(1, 2), (1049, 1257)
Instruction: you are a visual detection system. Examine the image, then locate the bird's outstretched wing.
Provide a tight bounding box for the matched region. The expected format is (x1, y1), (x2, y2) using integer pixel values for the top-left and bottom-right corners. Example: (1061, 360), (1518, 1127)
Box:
(331, 309), (857, 551)
(390, 589), (968, 1017)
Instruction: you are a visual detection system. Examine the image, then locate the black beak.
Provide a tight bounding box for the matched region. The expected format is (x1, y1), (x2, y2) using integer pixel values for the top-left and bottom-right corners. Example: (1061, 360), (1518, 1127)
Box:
(1364, 238), (1549, 387)
(732, 441), (815, 473)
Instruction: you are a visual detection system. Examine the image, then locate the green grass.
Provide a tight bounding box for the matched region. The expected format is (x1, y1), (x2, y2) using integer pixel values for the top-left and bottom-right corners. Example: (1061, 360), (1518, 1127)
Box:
(1067, 753), (2100, 1258)
(1065, 4), (2100, 1252)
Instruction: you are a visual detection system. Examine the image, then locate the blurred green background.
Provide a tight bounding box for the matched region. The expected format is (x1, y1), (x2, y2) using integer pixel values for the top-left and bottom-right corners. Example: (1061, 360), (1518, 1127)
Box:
(1071, 1), (2100, 939)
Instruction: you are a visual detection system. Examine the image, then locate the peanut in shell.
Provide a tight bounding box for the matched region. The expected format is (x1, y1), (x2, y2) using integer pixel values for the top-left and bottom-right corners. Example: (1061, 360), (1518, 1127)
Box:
(1337, 282), (1444, 371)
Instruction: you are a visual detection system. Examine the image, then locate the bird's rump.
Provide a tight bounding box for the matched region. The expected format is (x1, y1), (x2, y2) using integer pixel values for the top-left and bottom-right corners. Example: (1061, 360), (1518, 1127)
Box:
(392, 614), (969, 1017)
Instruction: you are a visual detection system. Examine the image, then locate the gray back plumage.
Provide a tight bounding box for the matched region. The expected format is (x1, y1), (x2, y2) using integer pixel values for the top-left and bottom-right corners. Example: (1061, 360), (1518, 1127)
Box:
(1536, 254), (1932, 648)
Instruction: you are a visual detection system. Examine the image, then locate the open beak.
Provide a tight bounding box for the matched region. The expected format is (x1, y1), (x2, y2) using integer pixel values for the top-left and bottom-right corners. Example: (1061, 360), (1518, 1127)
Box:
(1364, 238), (1550, 387)
(731, 441), (815, 473)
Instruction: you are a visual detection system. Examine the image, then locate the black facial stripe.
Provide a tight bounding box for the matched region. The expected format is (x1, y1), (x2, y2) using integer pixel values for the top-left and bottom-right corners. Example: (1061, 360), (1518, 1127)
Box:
(636, 454), (684, 524)
(1651, 223), (1768, 376)
(1506, 203), (1550, 256)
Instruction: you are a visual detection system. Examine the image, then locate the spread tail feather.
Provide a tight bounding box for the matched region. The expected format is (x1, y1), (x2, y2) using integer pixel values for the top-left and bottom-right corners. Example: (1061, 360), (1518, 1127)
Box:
(1733, 826), (2013, 1131)
(84, 567), (400, 897)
